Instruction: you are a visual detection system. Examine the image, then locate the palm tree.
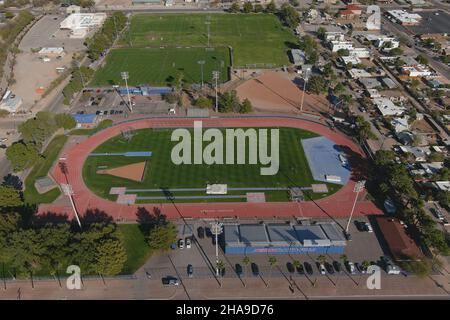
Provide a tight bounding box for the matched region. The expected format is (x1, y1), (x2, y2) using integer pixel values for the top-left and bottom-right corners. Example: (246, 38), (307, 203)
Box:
(268, 256), (278, 284)
(216, 259), (225, 287)
(340, 254), (348, 264)
(242, 256), (250, 278)
(362, 260), (370, 272)
(293, 260), (301, 272)
(317, 254), (327, 265)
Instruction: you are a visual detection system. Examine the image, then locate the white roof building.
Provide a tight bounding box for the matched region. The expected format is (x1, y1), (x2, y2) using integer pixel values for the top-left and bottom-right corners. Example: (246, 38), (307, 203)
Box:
(433, 181), (450, 191)
(60, 13), (107, 39)
(348, 68), (372, 79)
(373, 97), (406, 116)
(38, 47), (65, 56)
(325, 32), (345, 42)
(401, 65), (432, 78)
(330, 41), (354, 52)
(391, 116), (409, 133)
(341, 55), (361, 65)
(0, 90), (22, 113)
(349, 47), (370, 58)
(387, 10), (422, 25)
(366, 35), (400, 51)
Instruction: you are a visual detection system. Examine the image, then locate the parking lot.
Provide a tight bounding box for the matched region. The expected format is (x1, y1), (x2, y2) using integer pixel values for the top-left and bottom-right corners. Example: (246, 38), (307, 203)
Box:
(142, 217), (398, 287)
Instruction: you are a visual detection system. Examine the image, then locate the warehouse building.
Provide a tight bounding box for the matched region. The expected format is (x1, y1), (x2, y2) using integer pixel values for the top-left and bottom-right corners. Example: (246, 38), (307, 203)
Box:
(223, 222), (346, 254)
(60, 13), (107, 38)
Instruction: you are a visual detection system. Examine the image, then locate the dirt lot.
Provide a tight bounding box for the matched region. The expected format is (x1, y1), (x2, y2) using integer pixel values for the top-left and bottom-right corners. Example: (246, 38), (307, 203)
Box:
(235, 71), (332, 115)
(10, 14), (86, 111)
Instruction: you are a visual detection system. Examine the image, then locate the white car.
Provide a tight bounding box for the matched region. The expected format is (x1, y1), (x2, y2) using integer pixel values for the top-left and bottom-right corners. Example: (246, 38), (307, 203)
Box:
(347, 261), (356, 274)
(364, 222), (373, 233)
(186, 238), (191, 249)
(319, 263), (326, 275)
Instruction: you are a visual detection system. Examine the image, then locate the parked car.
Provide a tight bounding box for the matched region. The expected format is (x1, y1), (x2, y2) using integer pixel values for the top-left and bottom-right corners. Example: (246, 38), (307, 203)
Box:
(197, 227), (205, 239)
(442, 218), (450, 226)
(187, 264), (193, 278)
(332, 261), (342, 273)
(346, 261), (356, 274)
(162, 276), (179, 286)
(355, 262), (366, 274)
(364, 222), (373, 232)
(325, 262), (334, 274)
(319, 263), (326, 275)
(355, 220), (366, 232)
(186, 238), (191, 249)
(0, 144), (6, 149)
(381, 256), (401, 275)
(178, 239), (184, 249)
(251, 263), (259, 276)
(286, 262), (295, 273)
(304, 262), (314, 275)
(431, 207), (445, 221)
(235, 264), (243, 277)
(205, 227), (212, 238)
(296, 263), (305, 275)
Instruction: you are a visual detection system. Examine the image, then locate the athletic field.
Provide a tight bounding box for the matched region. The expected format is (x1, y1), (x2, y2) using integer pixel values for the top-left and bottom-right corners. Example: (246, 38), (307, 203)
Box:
(91, 13), (298, 86)
(82, 127), (341, 203)
(91, 47), (230, 86)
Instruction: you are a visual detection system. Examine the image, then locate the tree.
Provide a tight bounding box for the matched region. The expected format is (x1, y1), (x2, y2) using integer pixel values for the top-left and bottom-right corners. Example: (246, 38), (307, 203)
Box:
(242, 256), (250, 279)
(416, 54), (428, 65)
(195, 96), (213, 109)
(239, 98), (253, 113)
(337, 48), (350, 56)
(217, 259), (225, 286)
(55, 113), (76, 130)
(389, 47), (404, 56)
(280, 3), (300, 28)
(254, 4), (264, 12)
(317, 254), (327, 265)
(243, 1), (253, 13)
(8, 229), (45, 277)
(307, 75), (326, 94)
(218, 90), (240, 113)
(146, 223), (177, 250)
(0, 186), (22, 208)
(94, 239), (127, 276)
(6, 142), (40, 172)
(265, 0), (277, 13)
(334, 82), (345, 95)
(229, 1), (240, 13)
(18, 111), (58, 145)
(355, 116), (377, 141)
(289, 0), (299, 6)
(317, 26), (326, 40)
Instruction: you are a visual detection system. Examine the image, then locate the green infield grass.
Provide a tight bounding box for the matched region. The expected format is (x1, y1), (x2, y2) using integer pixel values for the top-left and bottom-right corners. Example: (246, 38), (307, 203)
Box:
(82, 127), (341, 203)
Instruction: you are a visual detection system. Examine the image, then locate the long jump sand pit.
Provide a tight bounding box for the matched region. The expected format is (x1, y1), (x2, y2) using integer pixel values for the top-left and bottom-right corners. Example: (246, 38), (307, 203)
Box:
(235, 71), (331, 114)
(97, 161), (147, 182)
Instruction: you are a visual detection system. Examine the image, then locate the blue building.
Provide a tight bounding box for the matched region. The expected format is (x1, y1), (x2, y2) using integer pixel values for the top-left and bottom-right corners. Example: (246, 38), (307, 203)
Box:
(72, 114), (98, 128)
(223, 222), (346, 254)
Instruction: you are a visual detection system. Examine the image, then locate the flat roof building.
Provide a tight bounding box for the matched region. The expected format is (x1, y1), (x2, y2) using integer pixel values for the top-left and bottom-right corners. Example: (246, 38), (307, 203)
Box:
(387, 10), (422, 26)
(223, 222), (346, 254)
(60, 13), (107, 39)
(373, 97), (406, 116)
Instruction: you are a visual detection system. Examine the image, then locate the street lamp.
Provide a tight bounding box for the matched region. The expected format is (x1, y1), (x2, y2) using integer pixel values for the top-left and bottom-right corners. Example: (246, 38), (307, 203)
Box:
(212, 71), (220, 113)
(61, 183), (82, 229)
(345, 180), (366, 234)
(121, 71), (133, 112)
(300, 66), (311, 112)
(211, 221), (223, 277)
(197, 60), (205, 89)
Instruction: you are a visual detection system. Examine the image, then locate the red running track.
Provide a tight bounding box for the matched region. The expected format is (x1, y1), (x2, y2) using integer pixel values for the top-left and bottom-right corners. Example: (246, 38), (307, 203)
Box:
(38, 116), (383, 221)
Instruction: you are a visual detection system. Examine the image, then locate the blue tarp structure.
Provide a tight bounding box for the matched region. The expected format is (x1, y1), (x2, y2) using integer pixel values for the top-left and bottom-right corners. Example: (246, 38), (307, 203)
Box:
(118, 86), (173, 96)
(72, 114), (97, 124)
(301, 136), (351, 185)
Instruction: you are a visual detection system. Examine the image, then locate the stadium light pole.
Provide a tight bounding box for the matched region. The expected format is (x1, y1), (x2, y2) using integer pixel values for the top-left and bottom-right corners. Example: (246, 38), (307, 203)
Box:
(197, 60), (205, 89)
(212, 71), (220, 113)
(121, 71), (133, 113)
(300, 66), (311, 113)
(345, 180), (366, 234)
(205, 21), (211, 48)
(211, 221), (223, 277)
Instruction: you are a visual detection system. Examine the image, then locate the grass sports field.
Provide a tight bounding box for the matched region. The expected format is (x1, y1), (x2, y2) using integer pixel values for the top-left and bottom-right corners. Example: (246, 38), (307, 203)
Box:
(92, 13), (298, 86)
(82, 127), (341, 203)
(91, 47), (230, 86)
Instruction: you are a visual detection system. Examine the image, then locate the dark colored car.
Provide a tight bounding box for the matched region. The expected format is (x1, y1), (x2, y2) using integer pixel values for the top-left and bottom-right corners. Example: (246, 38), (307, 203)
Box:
(95, 110), (101, 115)
(110, 110), (115, 115)
(162, 276), (179, 286)
(251, 263), (259, 276)
(304, 262), (314, 275)
(103, 110), (108, 115)
(197, 227), (205, 239)
(296, 263), (305, 275)
(235, 264), (243, 277)
(286, 262), (295, 273)
(187, 264), (193, 278)
(332, 261), (342, 273)
(325, 262), (334, 274)
(355, 220), (365, 232)
(205, 227), (212, 238)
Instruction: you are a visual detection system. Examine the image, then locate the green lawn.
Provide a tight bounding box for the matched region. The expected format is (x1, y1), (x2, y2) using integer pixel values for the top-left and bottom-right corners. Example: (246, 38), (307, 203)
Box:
(24, 135), (68, 204)
(92, 13), (298, 86)
(91, 47), (230, 86)
(83, 127), (341, 202)
(118, 224), (152, 274)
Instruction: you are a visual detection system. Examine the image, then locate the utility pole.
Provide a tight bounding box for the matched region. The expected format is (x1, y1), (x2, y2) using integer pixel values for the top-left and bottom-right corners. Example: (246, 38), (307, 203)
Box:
(121, 71), (133, 112)
(345, 180), (366, 234)
(212, 71), (220, 113)
(197, 60), (205, 89)
(300, 66), (311, 112)
(211, 221), (223, 277)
